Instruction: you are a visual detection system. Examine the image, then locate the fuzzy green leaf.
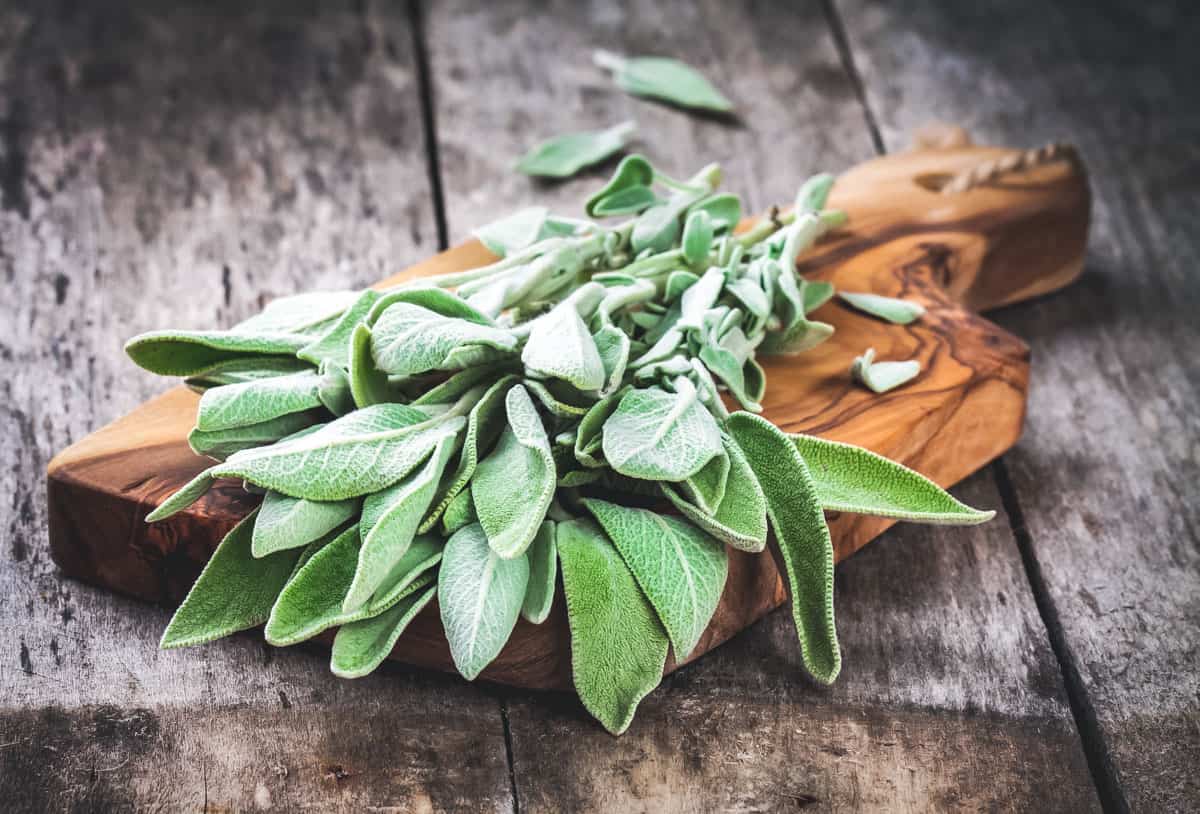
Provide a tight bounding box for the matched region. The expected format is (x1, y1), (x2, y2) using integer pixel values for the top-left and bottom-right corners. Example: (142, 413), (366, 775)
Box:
(727, 412), (840, 684)
(371, 303), (517, 377)
(661, 434), (768, 552)
(601, 380), (722, 481)
(331, 584), (436, 679)
(473, 385), (556, 559)
(196, 371), (325, 432)
(521, 521), (558, 625)
(347, 324), (393, 408)
(297, 289), (383, 369)
(473, 207), (549, 257)
(188, 411), (318, 460)
(851, 348), (920, 393)
(252, 491), (359, 558)
(265, 524), (363, 645)
(585, 154), (655, 216)
(126, 329), (311, 377)
(145, 470), (216, 522)
(838, 292), (926, 325)
(184, 356), (312, 390)
(791, 434), (995, 524)
(557, 517), (669, 735)
(161, 509), (300, 648)
(583, 499), (727, 660)
(516, 121), (636, 178)
(594, 51), (733, 113)
(522, 300), (606, 391)
(438, 522), (530, 680)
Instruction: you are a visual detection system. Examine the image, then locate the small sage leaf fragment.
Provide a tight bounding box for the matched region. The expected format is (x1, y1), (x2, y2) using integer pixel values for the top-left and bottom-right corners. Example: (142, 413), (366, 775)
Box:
(790, 434), (994, 524)
(727, 412), (840, 684)
(161, 509), (301, 649)
(557, 517), (669, 735)
(838, 291), (926, 325)
(515, 121), (637, 179)
(438, 522), (530, 680)
(593, 50), (734, 114)
(583, 498), (727, 660)
(850, 348), (921, 394)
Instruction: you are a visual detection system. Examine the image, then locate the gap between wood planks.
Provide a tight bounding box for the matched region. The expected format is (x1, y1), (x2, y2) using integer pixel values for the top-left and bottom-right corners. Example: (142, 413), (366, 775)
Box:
(819, 0), (1129, 811)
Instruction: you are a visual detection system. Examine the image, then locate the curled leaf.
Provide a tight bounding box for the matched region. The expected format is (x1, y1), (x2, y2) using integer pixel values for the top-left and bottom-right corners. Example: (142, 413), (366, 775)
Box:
(838, 291), (926, 325)
(851, 348), (921, 394)
(516, 121), (636, 179)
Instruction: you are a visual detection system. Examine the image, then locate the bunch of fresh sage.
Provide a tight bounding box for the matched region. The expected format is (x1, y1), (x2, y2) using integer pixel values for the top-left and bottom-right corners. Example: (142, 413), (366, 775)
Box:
(127, 156), (991, 734)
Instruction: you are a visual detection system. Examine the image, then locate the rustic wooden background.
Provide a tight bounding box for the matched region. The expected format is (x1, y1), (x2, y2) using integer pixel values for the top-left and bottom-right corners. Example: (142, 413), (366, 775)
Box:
(1, 0), (1195, 811)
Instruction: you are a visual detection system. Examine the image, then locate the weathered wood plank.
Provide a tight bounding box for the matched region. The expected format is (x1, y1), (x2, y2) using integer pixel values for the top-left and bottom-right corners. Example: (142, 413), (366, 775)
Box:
(837, 0), (1200, 809)
(0, 1), (511, 810)
(426, 0), (1099, 809)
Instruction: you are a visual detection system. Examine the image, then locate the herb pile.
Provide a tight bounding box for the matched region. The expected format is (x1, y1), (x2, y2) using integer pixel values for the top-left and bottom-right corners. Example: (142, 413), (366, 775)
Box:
(127, 156), (992, 734)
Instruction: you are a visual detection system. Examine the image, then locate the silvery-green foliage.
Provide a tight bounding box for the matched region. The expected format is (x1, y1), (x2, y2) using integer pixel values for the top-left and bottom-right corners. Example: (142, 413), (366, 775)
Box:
(594, 50), (734, 114)
(838, 291), (926, 325)
(851, 347), (921, 393)
(133, 156), (995, 735)
(515, 121), (637, 179)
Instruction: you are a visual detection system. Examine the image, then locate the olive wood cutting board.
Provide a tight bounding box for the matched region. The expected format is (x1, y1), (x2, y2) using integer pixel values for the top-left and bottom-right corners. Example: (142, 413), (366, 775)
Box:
(46, 142), (1090, 690)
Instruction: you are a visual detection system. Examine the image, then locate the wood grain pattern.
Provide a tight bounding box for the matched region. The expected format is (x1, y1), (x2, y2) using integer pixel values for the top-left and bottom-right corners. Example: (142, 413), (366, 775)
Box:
(46, 140), (1089, 690)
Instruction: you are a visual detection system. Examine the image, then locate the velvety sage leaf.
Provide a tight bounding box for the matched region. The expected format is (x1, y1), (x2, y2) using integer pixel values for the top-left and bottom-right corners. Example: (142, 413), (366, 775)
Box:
(593, 318), (630, 395)
(361, 534), (443, 613)
(699, 342), (761, 412)
(473, 385), (556, 559)
(297, 289), (383, 369)
(144, 470), (215, 522)
(601, 380), (722, 481)
(594, 50), (733, 113)
(585, 154), (655, 216)
(211, 404), (463, 500)
(678, 448), (730, 515)
(526, 379), (591, 418)
(412, 365), (510, 407)
(575, 386), (627, 468)
(727, 412), (839, 684)
(791, 434), (994, 524)
(473, 207), (549, 257)
(317, 363), (355, 417)
(196, 371), (325, 432)
(515, 121), (636, 179)
(522, 300), (606, 391)
(760, 318), (835, 355)
(367, 287), (498, 328)
(188, 411), (318, 460)
(184, 356), (312, 390)
(521, 521), (558, 625)
(265, 524), (362, 646)
(664, 270), (699, 301)
(233, 290), (359, 334)
(161, 509), (300, 649)
(331, 584), (436, 679)
(795, 173), (835, 213)
(343, 435), (457, 612)
(681, 210), (714, 266)
(441, 486), (477, 535)
(348, 324), (393, 408)
(418, 376), (517, 533)
(252, 490), (359, 558)
(125, 329), (311, 377)
(727, 278), (771, 320)
(803, 280), (836, 314)
(583, 498), (727, 660)
(371, 303), (517, 377)
(591, 185), (659, 217)
(851, 348), (921, 394)
(676, 267), (725, 330)
(838, 291), (926, 325)
(557, 517), (668, 735)
(661, 434), (767, 552)
(688, 192), (742, 231)
(438, 522), (530, 680)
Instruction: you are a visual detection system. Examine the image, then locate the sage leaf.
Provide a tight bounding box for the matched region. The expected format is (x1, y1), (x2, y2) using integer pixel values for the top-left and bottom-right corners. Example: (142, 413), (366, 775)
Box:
(371, 303), (517, 377)
(361, 534), (443, 612)
(593, 318), (631, 395)
(442, 486), (477, 535)
(677, 447), (730, 515)
(161, 509), (300, 649)
(838, 292), (926, 325)
(521, 521), (558, 625)
(583, 498), (727, 660)
(575, 386), (627, 468)
(210, 404), (464, 500)
(343, 434), (457, 612)
(196, 371), (325, 432)
(795, 173), (835, 213)
(522, 300), (606, 391)
(331, 584), (436, 679)
(348, 324), (392, 408)
(473, 385), (556, 559)
(252, 490), (359, 558)
(851, 348), (921, 394)
(601, 379), (722, 481)
(681, 211), (714, 266)
(585, 154), (654, 216)
(803, 280), (835, 314)
(264, 524), (363, 646)
(188, 411), (318, 460)
(125, 329), (311, 377)
(474, 207), (549, 257)
(727, 412), (839, 684)
(791, 434), (994, 524)
(557, 517), (668, 735)
(297, 289), (384, 369)
(184, 356), (312, 390)
(661, 434), (767, 552)
(438, 522), (530, 680)
(688, 193), (742, 231)
(594, 50), (733, 114)
(590, 185), (659, 217)
(233, 290), (359, 334)
(759, 318), (835, 355)
(515, 121), (636, 179)
(526, 379), (590, 418)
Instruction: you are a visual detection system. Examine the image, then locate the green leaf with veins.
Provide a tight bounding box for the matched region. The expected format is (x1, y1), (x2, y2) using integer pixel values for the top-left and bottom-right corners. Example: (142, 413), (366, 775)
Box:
(583, 498), (727, 660)
(370, 303), (517, 377)
(661, 433), (768, 552)
(516, 121), (637, 179)
(188, 411), (319, 460)
(521, 521), (558, 624)
(557, 517), (668, 735)
(522, 299), (606, 391)
(252, 490), (359, 558)
(196, 371), (325, 432)
(331, 584), (437, 679)
(601, 379), (722, 481)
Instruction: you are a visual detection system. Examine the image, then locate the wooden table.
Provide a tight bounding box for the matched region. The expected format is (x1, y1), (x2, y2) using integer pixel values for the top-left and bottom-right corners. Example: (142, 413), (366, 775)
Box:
(1, 1), (1195, 811)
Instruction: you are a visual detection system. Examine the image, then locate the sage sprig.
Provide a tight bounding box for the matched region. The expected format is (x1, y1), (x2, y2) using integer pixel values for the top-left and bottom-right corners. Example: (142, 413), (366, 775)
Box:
(594, 50), (734, 114)
(130, 155), (992, 735)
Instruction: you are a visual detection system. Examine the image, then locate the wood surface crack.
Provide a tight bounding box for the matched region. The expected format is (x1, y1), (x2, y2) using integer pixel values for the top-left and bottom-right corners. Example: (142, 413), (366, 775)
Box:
(407, 0), (449, 251)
